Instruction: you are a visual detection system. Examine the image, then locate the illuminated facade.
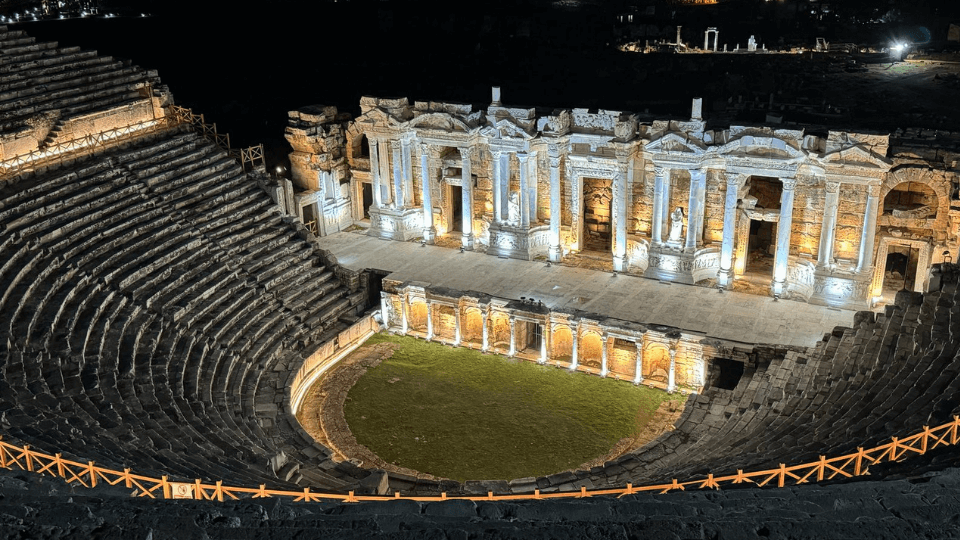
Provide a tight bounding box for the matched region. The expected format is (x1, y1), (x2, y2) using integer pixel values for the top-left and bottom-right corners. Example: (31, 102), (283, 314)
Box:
(285, 89), (960, 310)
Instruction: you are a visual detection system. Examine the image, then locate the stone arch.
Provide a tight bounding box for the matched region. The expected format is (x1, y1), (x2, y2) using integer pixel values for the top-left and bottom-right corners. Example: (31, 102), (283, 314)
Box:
(434, 304), (457, 340)
(490, 312), (511, 351)
(881, 167), (951, 238)
(345, 123), (371, 167)
(408, 299), (428, 332)
(551, 324), (573, 360)
(579, 331), (603, 370)
(643, 344), (670, 383)
(462, 307), (483, 344)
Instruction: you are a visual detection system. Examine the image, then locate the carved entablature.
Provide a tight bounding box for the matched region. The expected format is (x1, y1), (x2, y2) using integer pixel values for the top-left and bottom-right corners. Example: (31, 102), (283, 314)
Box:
(359, 96), (413, 121)
(571, 108), (621, 133)
(825, 131), (889, 156)
(819, 144), (893, 181)
(537, 109), (571, 137)
(645, 132), (707, 166)
(480, 117), (537, 142)
(404, 112), (474, 134)
(565, 156), (620, 180)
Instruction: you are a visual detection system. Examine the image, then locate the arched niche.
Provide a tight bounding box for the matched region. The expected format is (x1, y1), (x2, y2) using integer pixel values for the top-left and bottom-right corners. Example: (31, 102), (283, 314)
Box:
(551, 325), (573, 360)
(643, 344), (670, 383)
(408, 299), (428, 332)
(462, 307), (483, 344)
(579, 331), (603, 370)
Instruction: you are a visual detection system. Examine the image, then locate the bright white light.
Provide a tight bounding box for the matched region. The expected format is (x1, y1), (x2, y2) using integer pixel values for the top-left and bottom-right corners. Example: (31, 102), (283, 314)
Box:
(891, 43), (904, 52)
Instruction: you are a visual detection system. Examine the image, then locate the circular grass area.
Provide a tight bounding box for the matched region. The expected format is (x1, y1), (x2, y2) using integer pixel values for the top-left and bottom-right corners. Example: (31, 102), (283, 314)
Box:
(343, 333), (686, 482)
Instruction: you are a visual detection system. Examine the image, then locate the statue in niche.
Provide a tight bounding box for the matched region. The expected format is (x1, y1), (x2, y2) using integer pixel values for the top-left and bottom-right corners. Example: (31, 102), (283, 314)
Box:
(507, 191), (521, 227)
(668, 207), (685, 244)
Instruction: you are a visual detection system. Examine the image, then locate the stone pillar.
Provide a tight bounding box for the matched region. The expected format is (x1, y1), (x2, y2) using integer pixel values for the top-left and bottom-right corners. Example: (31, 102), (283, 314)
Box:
(492, 150), (503, 223)
(686, 169), (706, 251)
(454, 305), (462, 346)
(548, 151), (562, 262)
(667, 347), (677, 393)
(613, 157), (629, 272)
(518, 153), (530, 228)
(714, 30), (719, 51)
(570, 323), (579, 370)
(425, 301), (433, 341)
(718, 173), (740, 287)
(314, 198), (325, 237)
(459, 147), (474, 249)
(378, 140), (391, 206)
(481, 308), (489, 352)
(600, 333), (609, 377)
(772, 178), (797, 295)
(401, 139), (414, 207)
(391, 141), (403, 210)
(633, 339), (644, 384)
(369, 137), (382, 208)
(651, 167), (666, 245)
(527, 152), (538, 224)
(661, 168), (673, 238)
(400, 294), (408, 334)
(817, 181), (841, 268)
(380, 295), (391, 329)
(540, 321), (548, 364)
(420, 144), (435, 243)
(499, 152), (510, 221)
(856, 184), (881, 274)
(509, 316), (517, 356)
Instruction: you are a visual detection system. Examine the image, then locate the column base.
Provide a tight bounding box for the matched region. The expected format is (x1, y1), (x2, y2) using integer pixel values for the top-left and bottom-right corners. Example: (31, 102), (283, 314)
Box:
(717, 267), (733, 288)
(548, 244), (562, 263)
(423, 226), (437, 244)
(461, 233), (474, 250)
(633, 375), (644, 385)
(613, 255), (625, 273)
(771, 279), (786, 297)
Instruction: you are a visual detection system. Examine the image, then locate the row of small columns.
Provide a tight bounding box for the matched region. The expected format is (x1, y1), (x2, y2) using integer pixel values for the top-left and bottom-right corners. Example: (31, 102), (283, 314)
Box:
(398, 298), (678, 392)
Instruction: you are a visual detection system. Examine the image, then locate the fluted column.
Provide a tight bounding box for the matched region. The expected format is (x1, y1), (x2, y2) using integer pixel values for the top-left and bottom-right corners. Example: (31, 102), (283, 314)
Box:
(527, 152), (538, 224)
(454, 305), (461, 346)
(420, 144), (435, 242)
(667, 347), (677, 393)
(686, 169), (706, 251)
(772, 177), (797, 295)
(633, 339), (644, 384)
(652, 167), (669, 245)
(459, 147), (474, 249)
(492, 150), (503, 223)
(718, 173), (740, 287)
(481, 308), (489, 352)
(391, 141), (403, 210)
(570, 323), (579, 370)
(548, 151), (562, 262)
(600, 333), (609, 377)
(661, 168), (673, 238)
(817, 181), (841, 268)
(499, 152), (510, 221)
(369, 137), (382, 208)
(425, 301), (433, 341)
(613, 157), (629, 271)
(856, 184), (881, 274)
(401, 139), (413, 207)
(518, 153), (530, 228)
(508, 316), (516, 356)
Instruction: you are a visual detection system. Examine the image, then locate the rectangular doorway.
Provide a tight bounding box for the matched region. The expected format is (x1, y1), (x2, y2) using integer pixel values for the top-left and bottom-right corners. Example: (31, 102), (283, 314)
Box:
(582, 178), (613, 253)
(448, 184), (463, 233)
(362, 182), (373, 219)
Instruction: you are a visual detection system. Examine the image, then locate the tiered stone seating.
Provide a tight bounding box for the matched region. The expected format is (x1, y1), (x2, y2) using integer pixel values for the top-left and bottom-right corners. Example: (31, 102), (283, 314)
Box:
(0, 127), (368, 491)
(0, 25), (158, 133)
(581, 281), (960, 490)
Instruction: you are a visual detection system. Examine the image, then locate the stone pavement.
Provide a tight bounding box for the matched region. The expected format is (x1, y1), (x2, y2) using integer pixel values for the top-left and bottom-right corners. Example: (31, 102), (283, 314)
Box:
(318, 232), (857, 348)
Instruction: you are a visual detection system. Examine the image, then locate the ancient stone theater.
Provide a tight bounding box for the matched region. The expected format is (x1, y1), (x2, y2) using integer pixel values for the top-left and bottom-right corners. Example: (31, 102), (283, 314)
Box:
(6, 21), (960, 536)
(285, 89), (960, 310)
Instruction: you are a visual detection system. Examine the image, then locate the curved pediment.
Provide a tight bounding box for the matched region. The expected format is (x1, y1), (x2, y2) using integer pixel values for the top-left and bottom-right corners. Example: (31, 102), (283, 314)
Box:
(717, 134), (806, 161)
(645, 132), (707, 155)
(406, 112), (474, 133)
(480, 118), (536, 141)
(820, 145), (892, 170)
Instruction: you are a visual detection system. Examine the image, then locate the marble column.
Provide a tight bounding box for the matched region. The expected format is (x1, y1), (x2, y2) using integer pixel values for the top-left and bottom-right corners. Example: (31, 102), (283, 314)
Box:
(613, 158), (629, 272)
(548, 152), (562, 262)
(369, 137), (382, 208)
(633, 339), (644, 384)
(661, 168), (673, 238)
(508, 316), (517, 356)
(459, 147), (474, 249)
(817, 181), (841, 268)
(600, 333), (609, 377)
(686, 169), (706, 251)
(481, 308), (489, 352)
(540, 321), (548, 364)
(420, 144), (436, 243)
(492, 150), (503, 223)
(518, 153), (530, 228)
(570, 323), (579, 370)
(401, 139), (414, 207)
(718, 173), (740, 287)
(667, 347), (677, 393)
(527, 152), (538, 224)
(391, 141), (403, 209)
(651, 167), (665, 245)
(380, 295), (390, 328)
(856, 184), (881, 274)
(400, 294), (408, 334)
(314, 198), (325, 237)
(378, 140), (391, 206)
(425, 301), (433, 341)
(454, 305), (462, 346)
(772, 177), (798, 295)
(499, 152), (510, 221)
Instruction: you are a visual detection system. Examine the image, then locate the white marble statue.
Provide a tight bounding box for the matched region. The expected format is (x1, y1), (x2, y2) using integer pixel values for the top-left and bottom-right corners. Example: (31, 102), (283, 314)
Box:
(507, 191), (521, 227)
(668, 207), (684, 244)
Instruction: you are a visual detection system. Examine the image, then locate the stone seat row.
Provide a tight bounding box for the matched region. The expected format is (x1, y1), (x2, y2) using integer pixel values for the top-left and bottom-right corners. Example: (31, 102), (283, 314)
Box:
(0, 128), (371, 490)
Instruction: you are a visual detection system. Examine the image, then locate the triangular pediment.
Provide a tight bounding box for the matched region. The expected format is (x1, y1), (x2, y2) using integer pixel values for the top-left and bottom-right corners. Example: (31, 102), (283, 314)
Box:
(481, 118), (535, 140)
(645, 132), (706, 155)
(356, 107), (403, 128)
(718, 134), (806, 160)
(821, 145), (891, 170)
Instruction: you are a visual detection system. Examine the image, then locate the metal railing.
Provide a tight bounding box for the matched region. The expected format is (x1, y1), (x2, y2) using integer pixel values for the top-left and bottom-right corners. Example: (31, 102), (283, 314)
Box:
(1, 415), (957, 502)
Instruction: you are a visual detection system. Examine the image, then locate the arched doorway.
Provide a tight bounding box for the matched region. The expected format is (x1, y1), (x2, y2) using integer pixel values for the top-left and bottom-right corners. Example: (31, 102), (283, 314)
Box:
(551, 325), (573, 363)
